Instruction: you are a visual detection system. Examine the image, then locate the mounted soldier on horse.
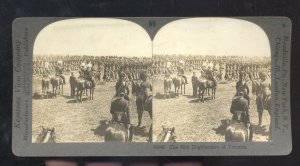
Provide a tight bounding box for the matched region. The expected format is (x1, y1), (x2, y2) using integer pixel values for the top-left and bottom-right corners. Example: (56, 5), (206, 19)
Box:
(225, 89), (253, 142)
(55, 60), (65, 85)
(105, 92), (133, 142)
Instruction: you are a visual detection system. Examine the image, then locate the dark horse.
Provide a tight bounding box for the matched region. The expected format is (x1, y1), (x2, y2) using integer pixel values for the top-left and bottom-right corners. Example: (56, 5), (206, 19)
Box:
(105, 110), (133, 142)
(34, 127), (56, 143)
(164, 76), (172, 98)
(225, 95), (253, 142)
(75, 78), (94, 102)
(252, 80), (272, 138)
(172, 75), (186, 97)
(84, 80), (95, 100)
(252, 80), (271, 122)
(42, 76), (50, 98)
(50, 76), (63, 96)
(155, 126), (176, 142)
(195, 77), (208, 102)
(206, 79), (217, 99)
(132, 81), (153, 127)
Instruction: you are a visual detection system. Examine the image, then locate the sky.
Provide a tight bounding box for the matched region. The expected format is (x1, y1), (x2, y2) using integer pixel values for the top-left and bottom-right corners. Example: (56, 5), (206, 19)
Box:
(34, 18), (271, 58)
(33, 18), (152, 57)
(153, 18), (271, 57)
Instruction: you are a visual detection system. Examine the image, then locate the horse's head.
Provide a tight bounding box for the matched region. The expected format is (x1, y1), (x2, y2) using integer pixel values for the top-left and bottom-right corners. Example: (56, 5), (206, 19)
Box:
(49, 127), (56, 143)
(35, 126), (56, 143)
(158, 126), (176, 142)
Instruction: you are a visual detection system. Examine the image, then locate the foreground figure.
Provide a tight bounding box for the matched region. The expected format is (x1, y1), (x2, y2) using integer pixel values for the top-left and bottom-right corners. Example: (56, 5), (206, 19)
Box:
(225, 90), (253, 142)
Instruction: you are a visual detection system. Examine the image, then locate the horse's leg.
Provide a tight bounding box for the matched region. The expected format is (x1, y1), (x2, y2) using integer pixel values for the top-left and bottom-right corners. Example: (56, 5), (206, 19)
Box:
(80, 90), (83, 103)
(62, 84), (63, 95)
(198, 86), (201, 101)
(180, 84), (183, 94)
(258, 109), (263, 126)
(138, 109), (143, 127)
(76, 90), (79, 102)
(90, 88), (92, 100)
(214, 88), (216, 99)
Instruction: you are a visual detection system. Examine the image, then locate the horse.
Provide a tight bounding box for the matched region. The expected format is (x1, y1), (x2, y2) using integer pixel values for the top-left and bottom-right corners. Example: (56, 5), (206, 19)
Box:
(105, 112), (133, 142)
(225, 120), (253, 142)
(172, 75), (186, 97)
(251, 79), (271, 129)
(84, 80), (95, 100)
(195, 77), (207, 102)
(164, 76), (172, 98)
(75, 78), (86, 103)
(50, 76), (63, 96)
(206, 80), (217, 99)
(132, 81), (152, 127)
(155, 126), (176, 142)
(34, 127), (56, 143)
(41, 77), (50, 98)
(225, 96), (253, 142)
(131, 80), (141, 97)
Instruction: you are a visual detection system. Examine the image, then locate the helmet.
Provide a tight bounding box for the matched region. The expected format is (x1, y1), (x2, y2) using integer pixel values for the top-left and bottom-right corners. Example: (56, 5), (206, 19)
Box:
(80, 63), (86, 67)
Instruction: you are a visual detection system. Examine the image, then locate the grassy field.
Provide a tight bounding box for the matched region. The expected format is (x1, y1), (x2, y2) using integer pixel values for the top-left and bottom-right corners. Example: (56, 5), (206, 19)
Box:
(32, 73), (151, 143)
(152, 73), (270, 142)
(32, 72), (270, 143)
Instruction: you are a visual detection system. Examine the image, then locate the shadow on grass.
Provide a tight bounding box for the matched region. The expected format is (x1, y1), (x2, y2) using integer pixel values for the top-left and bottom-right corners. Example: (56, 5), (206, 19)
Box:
(253, 124), (269, 136)
(183, 94), (198, 99)
(189, 96), (211, 103)
(61, 94), (75, 99)
(212, 119), (230, 136)
(66, 97), (89, 103)
(155, 92), (178, 99)
(133, 126), (149, 137)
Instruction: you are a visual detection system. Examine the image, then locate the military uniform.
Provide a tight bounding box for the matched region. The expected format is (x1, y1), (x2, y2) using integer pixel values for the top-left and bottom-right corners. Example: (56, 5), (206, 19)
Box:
(110, 96), (131, 127)
(115, 75), (130, 101)
(178, 66), (188, 84)
(236, 78), (250, 107)
(230, 95), (250, 126)
(55, 66), (65, 84)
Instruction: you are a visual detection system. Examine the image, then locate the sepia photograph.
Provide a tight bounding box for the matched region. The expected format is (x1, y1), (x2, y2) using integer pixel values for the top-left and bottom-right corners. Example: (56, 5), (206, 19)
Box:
(31, 18), (153, 143)
(152, 18), (271, 142)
